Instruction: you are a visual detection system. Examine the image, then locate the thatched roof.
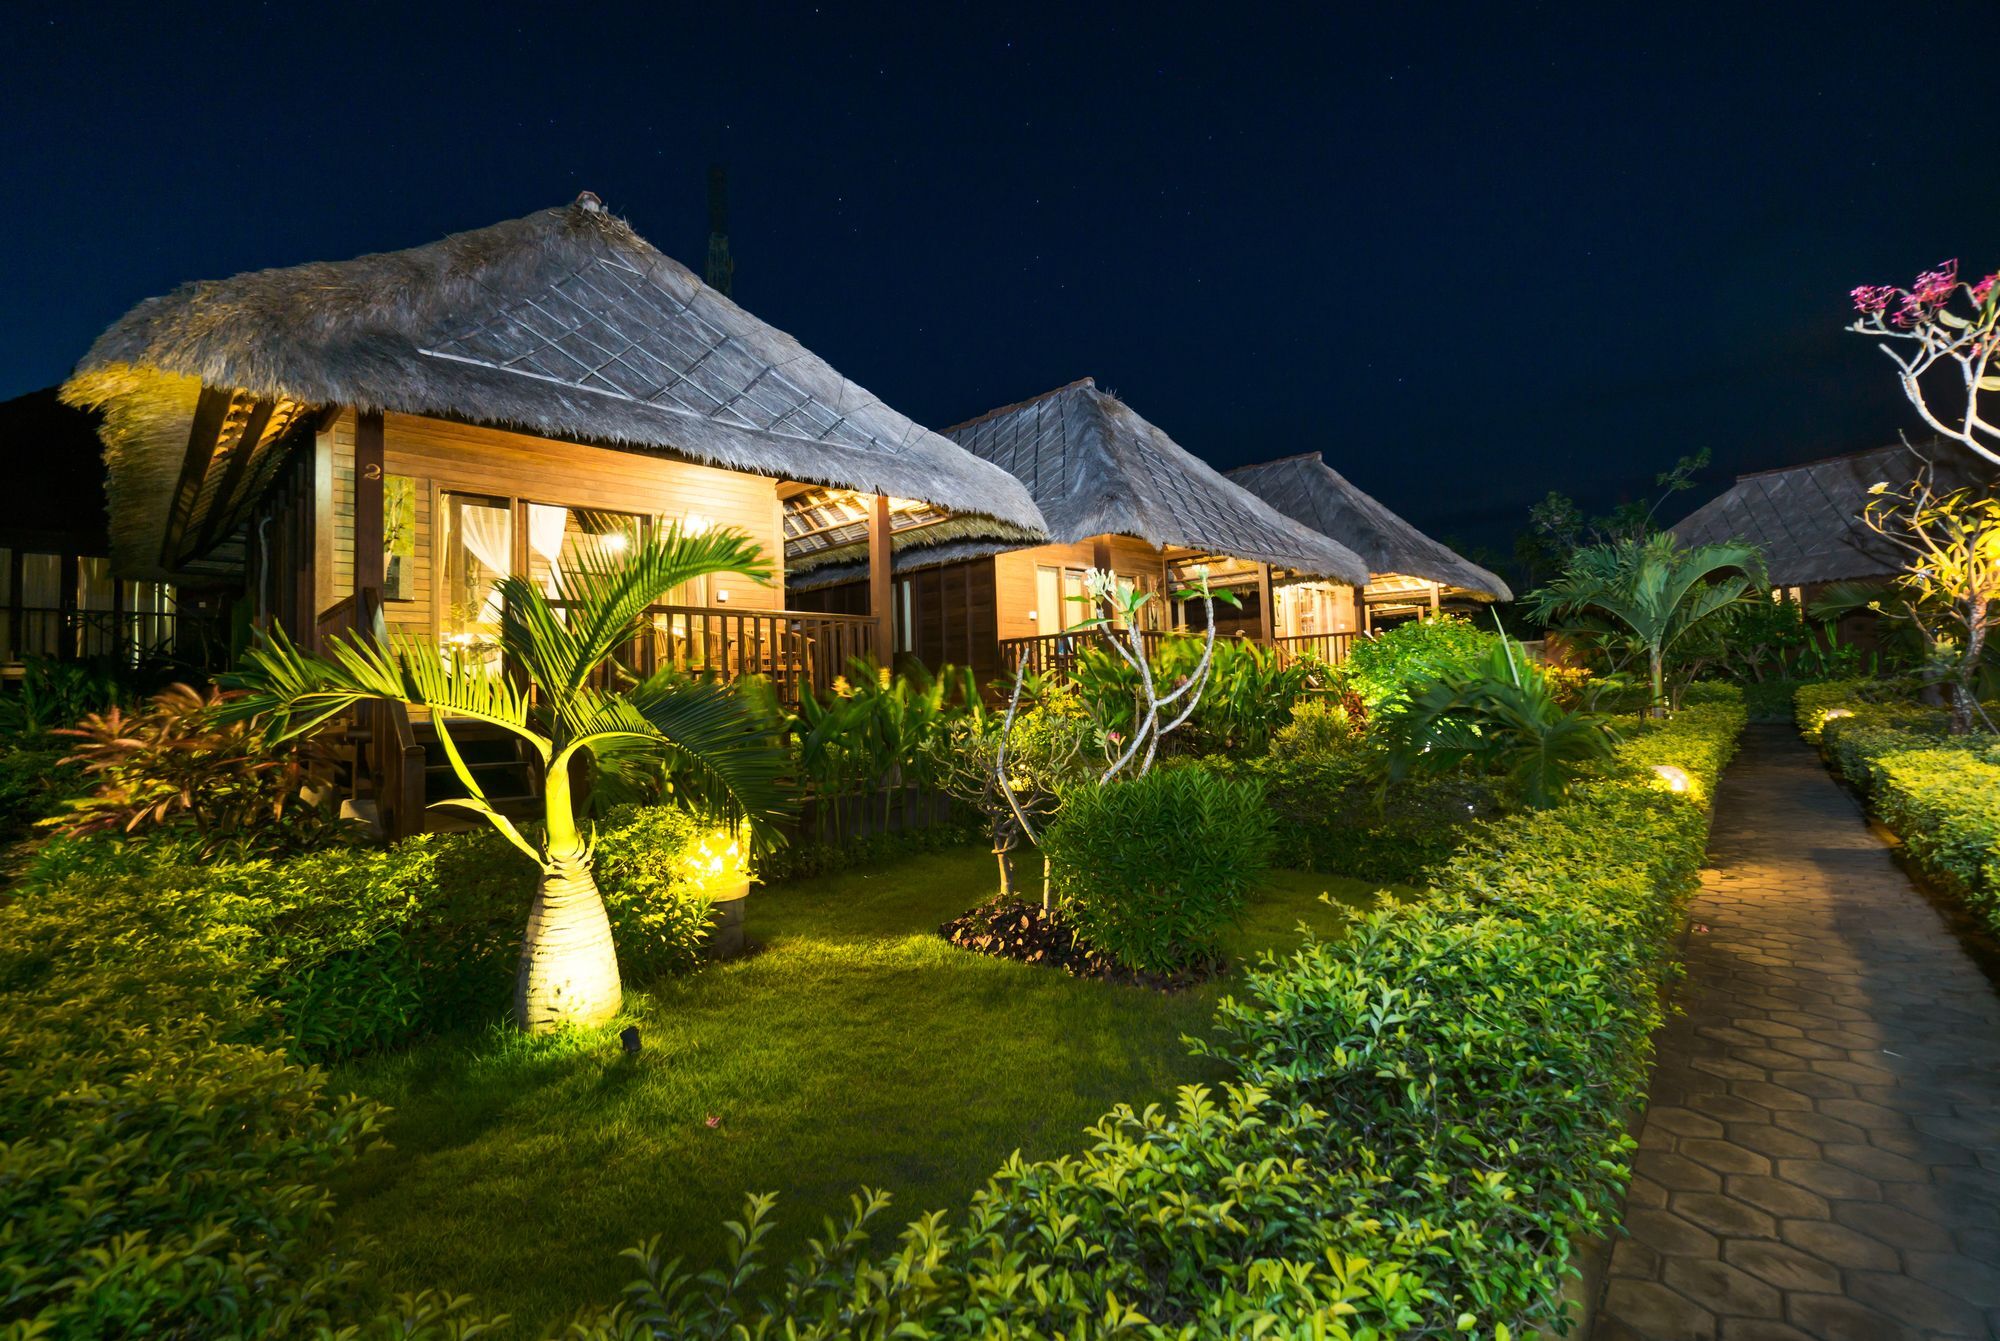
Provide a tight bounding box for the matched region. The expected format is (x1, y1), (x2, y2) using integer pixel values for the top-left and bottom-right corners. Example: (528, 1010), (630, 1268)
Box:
(65, 194), (1045, 580)
(1670, 439), (2000, 586)
(939, 378), (1370, 585)
(1227, 452), (1512, 600)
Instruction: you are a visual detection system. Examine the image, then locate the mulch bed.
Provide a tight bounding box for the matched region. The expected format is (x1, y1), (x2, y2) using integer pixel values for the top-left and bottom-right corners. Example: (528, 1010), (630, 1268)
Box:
(938, 896), (1222, 991)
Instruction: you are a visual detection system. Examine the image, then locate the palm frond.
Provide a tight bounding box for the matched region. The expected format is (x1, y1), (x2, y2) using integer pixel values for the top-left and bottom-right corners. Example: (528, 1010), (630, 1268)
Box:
(626, 675), (793, 838)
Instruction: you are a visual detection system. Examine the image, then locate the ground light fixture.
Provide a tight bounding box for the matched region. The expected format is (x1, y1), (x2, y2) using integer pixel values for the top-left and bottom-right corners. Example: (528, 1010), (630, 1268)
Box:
(1651, 764), (1693, 794)
(620, 1025), (642, 1055)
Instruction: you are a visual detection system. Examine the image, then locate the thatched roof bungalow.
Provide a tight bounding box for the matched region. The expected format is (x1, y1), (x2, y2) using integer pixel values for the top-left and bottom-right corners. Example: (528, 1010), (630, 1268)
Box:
(66, 192), (1044, 587)
(1228, 451), (1511, 626)
(1671, 439), (1998, 589)
(790, 378), (1373, 682)
(64, 194), (1052, 835)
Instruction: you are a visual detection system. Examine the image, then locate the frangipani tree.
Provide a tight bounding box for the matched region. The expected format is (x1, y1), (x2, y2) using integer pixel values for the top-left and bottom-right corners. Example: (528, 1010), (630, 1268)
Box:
(1859, 471), (2000, 735)
(994, 566), (1232, 846)
(1529, 534), (1766, 717)
(1850, 260), (2000, 469)
(226, 528), (791, 1033)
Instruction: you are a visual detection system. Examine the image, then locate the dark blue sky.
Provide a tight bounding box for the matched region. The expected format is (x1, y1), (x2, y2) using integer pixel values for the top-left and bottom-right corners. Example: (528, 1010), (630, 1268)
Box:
(6, 1), (1997, 560)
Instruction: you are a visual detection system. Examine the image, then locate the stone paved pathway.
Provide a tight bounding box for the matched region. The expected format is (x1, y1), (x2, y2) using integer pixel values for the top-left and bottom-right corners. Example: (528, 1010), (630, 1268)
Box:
(1598, 725), (2000, 1341)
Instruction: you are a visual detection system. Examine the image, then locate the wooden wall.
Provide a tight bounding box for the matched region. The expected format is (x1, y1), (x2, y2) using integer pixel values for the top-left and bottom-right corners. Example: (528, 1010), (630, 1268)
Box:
(793, 555), (1003, 686)
(992, 536), (1166, 640)
(313, 411), (784, 643)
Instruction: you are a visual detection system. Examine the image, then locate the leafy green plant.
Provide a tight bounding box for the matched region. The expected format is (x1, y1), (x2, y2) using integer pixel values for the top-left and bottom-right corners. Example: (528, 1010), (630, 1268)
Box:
(0, 655), (126, 741)
(1269, 694), (1364, 762)
(1344, 615), (1500, 714)
(0, 861), (391, 1336)
(1074, 634), (1311, 757)
(1381, 642), (1621, 809)
(229, 528), (790, 1033)
(1041, 766), (1275, 975)
(1528, 533), (1767, 717)
(784, 657), (979, 842)
(926, 686), (1095, 899)
(50, 682), (354, 859)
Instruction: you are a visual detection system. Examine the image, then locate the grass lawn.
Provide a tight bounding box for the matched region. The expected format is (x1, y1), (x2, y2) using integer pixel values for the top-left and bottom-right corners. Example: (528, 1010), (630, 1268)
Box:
(328, 847), (1388, 1334)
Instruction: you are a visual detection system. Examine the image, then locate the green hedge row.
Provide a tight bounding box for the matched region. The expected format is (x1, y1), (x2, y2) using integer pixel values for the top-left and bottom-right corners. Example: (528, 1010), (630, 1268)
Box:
(516, 688), (1746, 1340)
(1810, 699), (2000, 933)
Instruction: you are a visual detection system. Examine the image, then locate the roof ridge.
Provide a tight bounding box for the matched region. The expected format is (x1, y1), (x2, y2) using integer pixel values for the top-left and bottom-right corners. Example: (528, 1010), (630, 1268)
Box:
(941, 376), (1097, 435)
(1230, 450), (1325, 472)
(1733, 438), (1942, 482)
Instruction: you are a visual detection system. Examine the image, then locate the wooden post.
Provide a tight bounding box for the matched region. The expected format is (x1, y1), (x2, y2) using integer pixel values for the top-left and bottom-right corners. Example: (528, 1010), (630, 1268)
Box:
(1255, 562), (1275, 643)
(354, 410), (386, 602)
(867, 492), (893, 664)
(1429, 581), (1441, 620)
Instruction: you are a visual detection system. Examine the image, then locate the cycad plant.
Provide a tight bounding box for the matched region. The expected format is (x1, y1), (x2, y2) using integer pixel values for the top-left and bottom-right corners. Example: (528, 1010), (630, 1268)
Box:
(1529, 534), (1766, 717)
(226, 528), (791, 1033)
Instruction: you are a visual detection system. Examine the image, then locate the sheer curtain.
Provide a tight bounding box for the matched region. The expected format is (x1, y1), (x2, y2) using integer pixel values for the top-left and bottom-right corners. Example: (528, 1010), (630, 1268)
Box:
(527, 504), (569, 595)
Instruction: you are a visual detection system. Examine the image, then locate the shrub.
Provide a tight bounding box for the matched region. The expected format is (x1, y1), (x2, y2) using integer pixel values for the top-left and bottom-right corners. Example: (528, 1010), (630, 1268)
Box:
(1344, 615), (1499, 713)
(1041, 767), (1275, 974)
(50, 682), (356, 858)
(19, 803), (722, 1062)
(1813, 701), (2000, 933)
(0, 863), (389, 1336)
(1073, 634), (1314, 756)
(0, 745), (84, 845)
(1269, 694), (1363, 761)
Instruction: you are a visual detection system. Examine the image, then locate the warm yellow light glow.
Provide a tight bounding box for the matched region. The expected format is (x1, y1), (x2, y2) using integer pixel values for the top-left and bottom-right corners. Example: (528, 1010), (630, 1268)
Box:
(1651, 764), (1693, 794)
(684, 825), (749, 886)
(1822, 708), (1854, 721)
(602, 531), (629, 553)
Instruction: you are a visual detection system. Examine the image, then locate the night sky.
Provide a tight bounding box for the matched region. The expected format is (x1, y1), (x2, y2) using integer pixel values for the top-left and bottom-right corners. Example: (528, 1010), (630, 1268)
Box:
(7, 1), (1999, 566)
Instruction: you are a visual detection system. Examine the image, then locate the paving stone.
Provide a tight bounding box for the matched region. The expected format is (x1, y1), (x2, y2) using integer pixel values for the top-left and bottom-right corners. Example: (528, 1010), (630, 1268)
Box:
(1680, 1138), (1772, 1177)
(1785, 1290), (1923, 1340)
(1600, 728), (2000, 1339)
(1721, 1238), (1842, 1294)
(1846, 1270), (1993, 1335)
(1777, 1217), (1900, 1271)
(1722, 1174), (1829, 1222)
(1604, 1277), (1718, 1338)
(1663, 1256), (1783, 1319)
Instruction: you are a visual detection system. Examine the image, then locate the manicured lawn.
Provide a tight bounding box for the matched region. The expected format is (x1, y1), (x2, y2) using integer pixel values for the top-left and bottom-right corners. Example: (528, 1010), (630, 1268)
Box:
(328, 847), (1386, 1334)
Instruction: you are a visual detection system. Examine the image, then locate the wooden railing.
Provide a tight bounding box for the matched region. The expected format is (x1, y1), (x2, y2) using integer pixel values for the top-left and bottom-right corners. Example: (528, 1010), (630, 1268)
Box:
(1001, 627), (1359, 684)
(999, 627), (1170, 681)
(316, 590), (426, 841)
(1270, 631), (1357, 666)
(1, 607), (196, 668)
(559, 603), (881, 704)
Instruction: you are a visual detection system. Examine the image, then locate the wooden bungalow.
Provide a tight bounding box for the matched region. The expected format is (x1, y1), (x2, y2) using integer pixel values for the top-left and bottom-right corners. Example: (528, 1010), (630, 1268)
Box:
(1671, 438), (1998, 647)
(1227, 452), (1512, 630)
(0, 388), (213, 671)
(788, 377), (1371, 682)
(64, 193), (1045, 834)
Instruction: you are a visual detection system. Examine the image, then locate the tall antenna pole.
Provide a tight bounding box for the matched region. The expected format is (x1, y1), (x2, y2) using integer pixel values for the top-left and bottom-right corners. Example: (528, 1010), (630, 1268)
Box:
(705, 164), (735, 297)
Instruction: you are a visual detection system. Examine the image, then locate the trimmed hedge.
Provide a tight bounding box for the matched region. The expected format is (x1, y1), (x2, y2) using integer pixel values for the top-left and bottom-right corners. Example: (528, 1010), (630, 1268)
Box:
(1811, 699), (2000, 933)
(542, 689), (1747, 1339)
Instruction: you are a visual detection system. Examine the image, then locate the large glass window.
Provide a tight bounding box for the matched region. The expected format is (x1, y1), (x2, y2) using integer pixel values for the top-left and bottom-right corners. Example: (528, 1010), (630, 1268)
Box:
(440, 493), (512, 672)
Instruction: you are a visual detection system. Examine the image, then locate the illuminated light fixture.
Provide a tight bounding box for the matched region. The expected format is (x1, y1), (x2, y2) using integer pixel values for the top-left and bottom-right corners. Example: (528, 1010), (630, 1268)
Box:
(714, 588), (729, 602)
(1651, 764), (1693, 794)
(602, 531), (630, 553)
(1823, 708), (1854, 721)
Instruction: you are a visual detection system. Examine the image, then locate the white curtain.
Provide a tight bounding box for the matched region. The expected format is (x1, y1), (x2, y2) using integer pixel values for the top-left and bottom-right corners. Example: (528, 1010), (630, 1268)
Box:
(456, 504), (512, 627)
(527, 504), (569, 595)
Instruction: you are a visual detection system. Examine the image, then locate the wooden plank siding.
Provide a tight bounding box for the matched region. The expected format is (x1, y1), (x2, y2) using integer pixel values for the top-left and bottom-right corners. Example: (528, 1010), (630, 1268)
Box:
(320, 411), (784, 647)
(992, 535), (1166, 640)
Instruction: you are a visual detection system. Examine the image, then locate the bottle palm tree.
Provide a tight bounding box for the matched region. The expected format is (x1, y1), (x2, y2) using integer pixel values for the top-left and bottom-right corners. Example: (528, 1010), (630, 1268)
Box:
(1529, 534), (1766, 717)
(226, 527), (792, 1032)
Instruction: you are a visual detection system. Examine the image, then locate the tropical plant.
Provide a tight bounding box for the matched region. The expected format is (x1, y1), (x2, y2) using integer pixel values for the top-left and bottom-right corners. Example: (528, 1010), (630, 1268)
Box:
(926, 686), (1094, 900)
(1852, 471), (2000, 735)
(1528, 533), (1766, 717)
(1381, 641), (1620, 809)
(50, 682), (352, 858)
(1343, 615), (1499, 714)
(226, 528), (792, 1033)
(0, 655), (128, 740)
(785, 658), (978, 841)
(1072, 633), (1309, 757)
